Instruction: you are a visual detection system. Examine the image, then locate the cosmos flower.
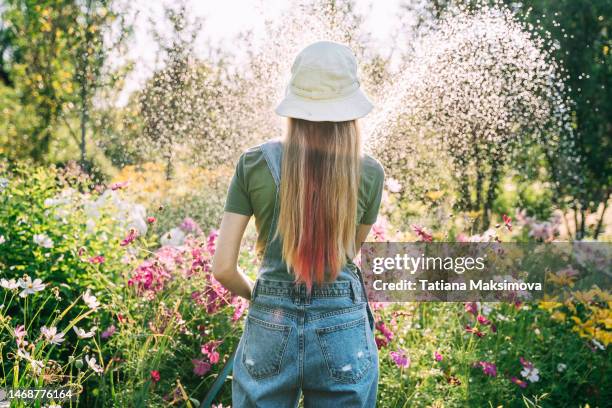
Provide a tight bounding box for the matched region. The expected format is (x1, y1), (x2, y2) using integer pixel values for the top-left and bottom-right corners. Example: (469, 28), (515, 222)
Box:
(101, 325), (116, 340)
(477, 315), (491, 325)
(412, 224), (433, 242)
(510, 376), (527, 388)
(120, 229), (138, 246)
(33, 233), (54, 248)
(192, 358), (212, 376)
(519, 357), (540, 383)
(385, 178), (402, 193)
(376, 321), (394, 343)
(83, 289), (100, 310)
(73, 325), (96, 339)
(85, 355), (103, 374)
(464, 302), (478, 315)
(201, 340), (223, 364)
(502, 214), (512, 231)
(390, 349), (410, 368)
(40, 326), (65, 345)
(477, 361), (497, 377)
(150, 370), (161, 383)
(434, 351), (443, 362)
(88, 255), (105, 264)
(1, 278), (19, 290)
(17, 276), (46, 298)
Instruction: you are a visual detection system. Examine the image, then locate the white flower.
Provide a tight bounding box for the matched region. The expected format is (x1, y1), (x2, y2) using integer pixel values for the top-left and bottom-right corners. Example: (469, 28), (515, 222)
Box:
(0, 278), (19, 290)
(33, 233), (54, 248)
(85, 354), (103, 374)
(0, 177), (8, 192)
(16, 348), (31, 360)
(482, 304), (492, 316)
(0, 235), (5, 244)
(86, 218), (97, 233)
(521, 366), (540, 383)
(17, 276), (46, 297)
(160, 227), (186, 247)
(385, 178), (402, 193)
(16, 349), (43, 374)
(83, 289), (100, 310)
(73, 325), (97, 339)
(30, 358), (44, 374)
(40, 326), (65, 345)
(557, 363), (567, 372)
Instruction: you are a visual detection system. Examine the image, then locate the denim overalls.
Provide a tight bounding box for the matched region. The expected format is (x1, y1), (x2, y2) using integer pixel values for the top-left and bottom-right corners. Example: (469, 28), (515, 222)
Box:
(232, 140), (379, 407)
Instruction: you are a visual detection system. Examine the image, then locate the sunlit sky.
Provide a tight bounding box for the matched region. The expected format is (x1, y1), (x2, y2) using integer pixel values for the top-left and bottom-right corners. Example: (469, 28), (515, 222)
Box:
(120, 0), (403, 103)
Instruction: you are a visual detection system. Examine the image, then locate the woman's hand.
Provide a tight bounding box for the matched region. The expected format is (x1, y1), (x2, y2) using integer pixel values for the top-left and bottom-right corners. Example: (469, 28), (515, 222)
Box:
(212, 212), (254, 299)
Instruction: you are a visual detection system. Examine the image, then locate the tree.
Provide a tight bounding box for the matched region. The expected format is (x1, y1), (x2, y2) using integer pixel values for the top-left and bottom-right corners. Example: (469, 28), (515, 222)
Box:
(0, 0), (131, 164)
(139, 2), (231, 179)
(510, 0), (611, 239)
(375, 4), (572, 229)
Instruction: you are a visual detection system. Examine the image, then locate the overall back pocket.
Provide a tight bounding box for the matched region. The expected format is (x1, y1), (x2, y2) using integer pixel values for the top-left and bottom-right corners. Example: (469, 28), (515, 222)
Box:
(242, 315), (291, 379)
(316, 316), (373, 383)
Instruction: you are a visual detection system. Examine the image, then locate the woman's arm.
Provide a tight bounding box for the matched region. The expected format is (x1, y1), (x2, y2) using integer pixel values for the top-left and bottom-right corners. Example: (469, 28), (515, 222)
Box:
(356, 224), (373, 248)
(355, 224), (373, 257)
(212, 212), (254, 299)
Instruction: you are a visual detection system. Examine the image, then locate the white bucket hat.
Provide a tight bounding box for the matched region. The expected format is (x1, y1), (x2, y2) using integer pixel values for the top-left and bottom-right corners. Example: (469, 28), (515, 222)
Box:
(275, 41), (373, 122)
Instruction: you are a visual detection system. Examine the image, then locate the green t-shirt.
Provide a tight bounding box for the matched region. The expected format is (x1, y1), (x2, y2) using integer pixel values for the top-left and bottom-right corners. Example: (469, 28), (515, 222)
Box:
(224, 142), (385, 256)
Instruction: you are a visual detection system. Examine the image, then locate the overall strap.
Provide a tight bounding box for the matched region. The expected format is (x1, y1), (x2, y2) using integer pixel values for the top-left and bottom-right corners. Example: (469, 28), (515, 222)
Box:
(260, 139), (283, 188)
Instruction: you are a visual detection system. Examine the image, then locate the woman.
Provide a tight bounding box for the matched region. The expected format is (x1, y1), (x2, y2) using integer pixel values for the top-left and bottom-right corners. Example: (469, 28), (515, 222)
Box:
(212, 41), (384, 407)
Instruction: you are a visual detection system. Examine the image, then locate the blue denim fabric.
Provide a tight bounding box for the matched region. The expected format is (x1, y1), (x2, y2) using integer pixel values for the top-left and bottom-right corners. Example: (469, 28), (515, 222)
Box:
(231, 140), (379, 406)
(232, 279), (379, 407)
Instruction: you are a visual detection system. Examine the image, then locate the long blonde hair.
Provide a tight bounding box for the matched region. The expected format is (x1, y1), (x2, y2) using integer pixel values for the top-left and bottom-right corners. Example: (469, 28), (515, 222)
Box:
(277, 118), (361, 289)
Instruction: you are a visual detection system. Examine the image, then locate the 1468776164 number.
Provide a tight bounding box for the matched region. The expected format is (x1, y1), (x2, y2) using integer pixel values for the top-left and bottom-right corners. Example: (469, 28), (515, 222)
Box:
(0, 387), (78, 403)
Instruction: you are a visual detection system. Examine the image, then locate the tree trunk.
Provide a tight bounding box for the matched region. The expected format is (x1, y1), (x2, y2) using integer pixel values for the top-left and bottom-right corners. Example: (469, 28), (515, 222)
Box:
(80, 77), (88, 168)
(573, 205), (582, 240)
(579, 208), (586, 240)
(594, 192), (610, 239)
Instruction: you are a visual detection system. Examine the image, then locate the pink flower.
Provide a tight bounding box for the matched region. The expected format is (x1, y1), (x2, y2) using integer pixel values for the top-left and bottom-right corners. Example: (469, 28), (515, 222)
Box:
(232, 297), (248, 321)
(150, 370), (160, 383)
(465, 325), (485, 338)
(88, 255), (105, 264)
(464, 302), (478, 315)
(181, 217), (202, 235)
(477, 315), (490, 325)
(110, 181), (129, 191)
(201, 340), (223, 364)
(434, 351), (443, 362)
(376, 321), (394, 343)
(510, 376), (528, 388)
(206, 230), (219, 254)
(456, 233), (469, 242)
(147, 216), (156, 224)
(502, 214), (512, 231)
(476, 361), (497, 377)
(14, 325), (27, 348)
(519, 357), (534, 370)
(120, 229), (138, 247)
(390, 349), (410, 368)
(128, 259), (172, 295)
(192, 358), (212, 376)
(375, 336), (388, 349)
(371, 221), (387, 242)
(101, 325), (116, 340)
(412, 224), (433, 242)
